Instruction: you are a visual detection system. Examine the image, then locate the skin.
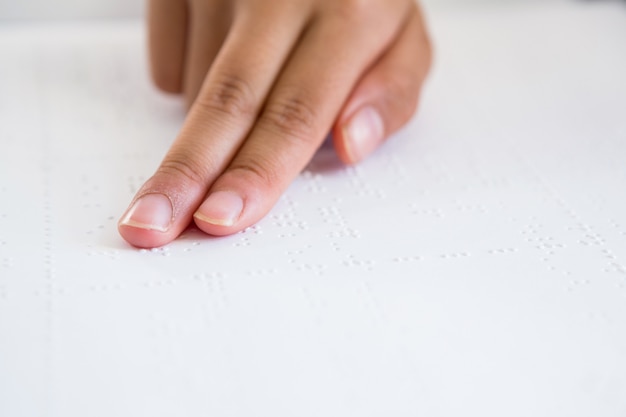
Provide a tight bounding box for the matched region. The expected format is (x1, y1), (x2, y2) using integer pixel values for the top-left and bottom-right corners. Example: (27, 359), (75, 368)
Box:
(119, 0), (432, 248)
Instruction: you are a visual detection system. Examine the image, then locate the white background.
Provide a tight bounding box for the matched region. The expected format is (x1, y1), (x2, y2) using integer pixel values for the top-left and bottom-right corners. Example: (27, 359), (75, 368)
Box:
(0, 0), (558, 20)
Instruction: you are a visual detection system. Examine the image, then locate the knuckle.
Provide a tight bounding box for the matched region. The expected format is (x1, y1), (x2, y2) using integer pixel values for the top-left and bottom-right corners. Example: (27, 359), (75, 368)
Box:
(261, 94), (318, 139)
(229, 156), (281, 189)
(194, 74), (256, 118)
(158, 154), (210, 187)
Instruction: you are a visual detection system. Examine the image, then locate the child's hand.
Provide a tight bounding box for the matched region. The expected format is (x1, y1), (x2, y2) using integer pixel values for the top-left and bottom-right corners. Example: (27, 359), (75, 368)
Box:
(119, 0), (432, 248)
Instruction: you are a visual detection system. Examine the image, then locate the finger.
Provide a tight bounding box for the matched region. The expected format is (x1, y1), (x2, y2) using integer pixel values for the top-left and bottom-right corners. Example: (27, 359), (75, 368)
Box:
(183, 0), (232, 108)
(148, 0), (188, 93)
(333, 6), (433, 164)
(192, 11), (402, 235)
(119, 6), (307, 248)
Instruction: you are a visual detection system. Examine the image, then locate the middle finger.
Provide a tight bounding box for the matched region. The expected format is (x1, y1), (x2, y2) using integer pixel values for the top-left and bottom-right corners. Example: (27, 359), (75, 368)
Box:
(119, 2), (310, 247)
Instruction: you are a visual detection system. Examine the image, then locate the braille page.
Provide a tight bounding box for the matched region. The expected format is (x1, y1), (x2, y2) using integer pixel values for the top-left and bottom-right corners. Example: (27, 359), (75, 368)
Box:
(1, 3), (626, 417)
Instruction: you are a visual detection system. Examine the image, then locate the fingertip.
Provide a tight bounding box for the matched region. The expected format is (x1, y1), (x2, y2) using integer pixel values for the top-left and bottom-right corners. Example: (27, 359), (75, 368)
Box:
(334, 105), (385, 164)
(118, 223), (174, 249)
(193, 190), (245, 236)
(332, 123), (353, 165)
(192, 217), (238, 237)
(150, 70), (184, 95)
(118, 193), (177, 248)
(192, 167), (277, 237)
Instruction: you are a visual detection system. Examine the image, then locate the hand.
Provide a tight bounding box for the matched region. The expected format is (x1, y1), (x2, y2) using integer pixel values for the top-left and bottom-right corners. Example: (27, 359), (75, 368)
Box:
(119, 0), (432, 248)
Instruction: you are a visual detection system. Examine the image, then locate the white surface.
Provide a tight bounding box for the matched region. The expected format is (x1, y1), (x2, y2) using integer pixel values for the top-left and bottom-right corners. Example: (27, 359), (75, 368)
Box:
(1, 2), (626, 416)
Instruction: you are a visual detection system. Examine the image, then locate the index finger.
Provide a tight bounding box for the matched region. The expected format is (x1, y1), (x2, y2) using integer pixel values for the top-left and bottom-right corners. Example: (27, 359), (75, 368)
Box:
(119, 6), (307, 248)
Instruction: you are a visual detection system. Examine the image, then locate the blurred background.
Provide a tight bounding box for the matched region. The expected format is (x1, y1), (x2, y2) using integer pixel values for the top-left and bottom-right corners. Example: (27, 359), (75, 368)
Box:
(0, 0), (564, 21)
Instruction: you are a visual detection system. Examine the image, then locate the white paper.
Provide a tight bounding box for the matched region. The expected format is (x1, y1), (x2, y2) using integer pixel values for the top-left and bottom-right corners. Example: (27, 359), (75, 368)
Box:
(1, 3), (626, 416)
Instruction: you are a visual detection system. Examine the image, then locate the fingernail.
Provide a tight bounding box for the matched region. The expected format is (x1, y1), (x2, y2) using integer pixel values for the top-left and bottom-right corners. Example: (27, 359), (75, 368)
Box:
(119, 193), (173, 232)
(343, 106), (385, 163)
(194, 191), (244, 227)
